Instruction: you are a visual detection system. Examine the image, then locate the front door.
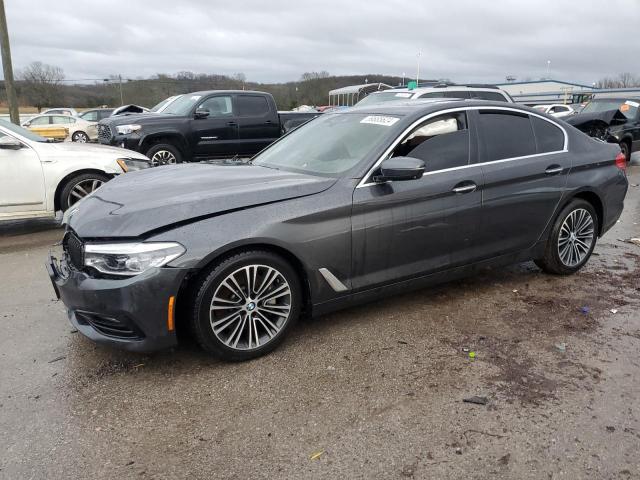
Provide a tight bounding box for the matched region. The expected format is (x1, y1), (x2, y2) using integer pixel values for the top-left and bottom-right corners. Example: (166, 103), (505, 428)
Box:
(475, 109), (570, 257)
(190, 95), (239, 159)
(351, 110), (484, 290)
(0, 133), (45, 213)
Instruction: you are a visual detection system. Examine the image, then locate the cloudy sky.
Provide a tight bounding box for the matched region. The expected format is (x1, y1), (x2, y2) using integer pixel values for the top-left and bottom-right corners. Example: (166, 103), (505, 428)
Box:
(5, 0), (640, 85)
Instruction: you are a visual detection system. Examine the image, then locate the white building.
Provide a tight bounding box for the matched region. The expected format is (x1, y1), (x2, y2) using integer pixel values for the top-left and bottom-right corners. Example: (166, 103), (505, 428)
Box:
(495, 79), (594, 105)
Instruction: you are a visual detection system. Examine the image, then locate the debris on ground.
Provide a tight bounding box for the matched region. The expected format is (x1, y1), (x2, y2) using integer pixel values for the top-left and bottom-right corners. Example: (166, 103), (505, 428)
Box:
(309, 450), (325, 460)
(606, 426), (616, 432)
(555, 343), (567, 353)
(621, 238), (640, 247)
(463, 396), (489, 405)
(610, 309), (618, 314)
(47, 355), (66, 364)
(580, 306), (590, 315)
(468, 351), (476, 360)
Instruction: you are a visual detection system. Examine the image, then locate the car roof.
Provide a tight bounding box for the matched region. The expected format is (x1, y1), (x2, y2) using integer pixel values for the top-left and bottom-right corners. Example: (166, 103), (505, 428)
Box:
(378, 85), (506, 94)
(343, 98), (535, 121)
(188, 90), (266, 96)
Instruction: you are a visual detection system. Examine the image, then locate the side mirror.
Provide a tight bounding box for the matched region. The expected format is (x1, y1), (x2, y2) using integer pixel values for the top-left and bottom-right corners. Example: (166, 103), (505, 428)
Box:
(374, 156), (425, 182)
(0, 136), (23, 150)
(23, 122), (31, 127)
(194, 108), (210, 119)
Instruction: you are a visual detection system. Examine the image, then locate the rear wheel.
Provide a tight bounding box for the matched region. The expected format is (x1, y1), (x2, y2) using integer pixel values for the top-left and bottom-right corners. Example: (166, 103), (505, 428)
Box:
(535, 199), (598, 275)
(59, 172), (110, 211)
(190, 250), (302, 361)
(146, 143), (183, 165)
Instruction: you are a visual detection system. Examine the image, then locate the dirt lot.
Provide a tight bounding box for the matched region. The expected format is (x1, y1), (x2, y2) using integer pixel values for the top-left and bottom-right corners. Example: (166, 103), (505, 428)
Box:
(1, 166), (639, 480)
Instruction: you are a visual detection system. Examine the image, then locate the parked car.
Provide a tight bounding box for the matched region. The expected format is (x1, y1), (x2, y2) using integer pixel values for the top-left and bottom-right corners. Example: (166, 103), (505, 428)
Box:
(150, 95), (183, 113)
(41, 107), (78, 116)
(355, 84), (513, 106)
(78, 108), (114, 122)
(22, 114), (98, 143)
(566, 98), (640, 162)
(49, 99), (628, 361)
(0, 120), (150, 221)
(533, 104), (575, 118)
(97, 90), (319, 164)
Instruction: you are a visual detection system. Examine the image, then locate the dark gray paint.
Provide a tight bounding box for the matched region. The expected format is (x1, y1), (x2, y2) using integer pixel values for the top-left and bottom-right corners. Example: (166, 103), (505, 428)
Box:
(56, 100), (629, 352)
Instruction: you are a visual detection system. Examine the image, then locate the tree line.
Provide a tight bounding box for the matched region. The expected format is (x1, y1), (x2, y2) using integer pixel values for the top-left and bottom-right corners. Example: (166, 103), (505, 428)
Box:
(5, 62), (640, 112)
(2, 61), (404, 111)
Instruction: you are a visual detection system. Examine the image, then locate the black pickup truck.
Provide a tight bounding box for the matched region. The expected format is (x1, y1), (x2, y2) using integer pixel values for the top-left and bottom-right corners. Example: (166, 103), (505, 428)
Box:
(97, 90), (319, 164)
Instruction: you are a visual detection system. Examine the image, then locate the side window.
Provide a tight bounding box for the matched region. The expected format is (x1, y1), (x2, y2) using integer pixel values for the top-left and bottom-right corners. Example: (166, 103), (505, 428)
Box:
(470, 91), (509, 102)
(81, 111), (98, 122)
(198, 96), (233, 117)
(391, 112), (469, 172)
(419, 91), (470, 99)
(478, 111), (536, 161)
(52, 115), (72, 124)
(236, 95), (270, 117)
(30, 116), (50, 125)
(531, 116), (564, 153)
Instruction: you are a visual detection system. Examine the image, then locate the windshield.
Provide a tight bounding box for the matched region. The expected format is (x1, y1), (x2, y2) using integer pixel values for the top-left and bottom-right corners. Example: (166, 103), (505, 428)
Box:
(0, 119), (48, 142)
(252, 113), (399, 176)
(355, 91), (414, 106)
(161, 94), (201, 115)
(151, 96), (179, 112)
(582, 99), (639, 119)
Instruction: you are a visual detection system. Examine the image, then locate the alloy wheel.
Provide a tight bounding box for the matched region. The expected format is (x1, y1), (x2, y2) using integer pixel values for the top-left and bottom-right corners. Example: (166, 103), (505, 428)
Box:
(151, 150), (176, 166)
(72, 132), (89, 143)
(67, 178), (104, 207)
(557, 208), (594, 267)
(209, 265), (292, 351)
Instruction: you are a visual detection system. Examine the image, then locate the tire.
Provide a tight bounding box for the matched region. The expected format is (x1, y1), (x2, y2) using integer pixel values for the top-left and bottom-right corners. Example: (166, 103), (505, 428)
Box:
(71, 131), (90, 143)
(534, 199), (598, 275)
(146, 143), (183, 166)
(59, 172), (110, 211)
(190, 250), (302, 361)
(620, 140), (631, 163)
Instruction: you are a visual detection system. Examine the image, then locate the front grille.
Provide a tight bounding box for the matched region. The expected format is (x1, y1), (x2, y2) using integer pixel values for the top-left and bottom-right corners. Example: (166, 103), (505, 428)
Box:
(75, 311), (143, 340)
(63, 231), (84, 270)
(97, 123), (113, 144)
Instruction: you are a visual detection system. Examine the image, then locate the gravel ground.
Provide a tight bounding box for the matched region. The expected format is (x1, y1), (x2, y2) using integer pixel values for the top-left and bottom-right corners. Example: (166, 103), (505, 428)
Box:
(1, 165), (639, 480)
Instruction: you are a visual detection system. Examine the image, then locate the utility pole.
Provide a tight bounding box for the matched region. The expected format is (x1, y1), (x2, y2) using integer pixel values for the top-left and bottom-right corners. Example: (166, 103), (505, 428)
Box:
(416, 50), (422, 86)
(118, 74), (124, 105)
(0, 0), (19, 125)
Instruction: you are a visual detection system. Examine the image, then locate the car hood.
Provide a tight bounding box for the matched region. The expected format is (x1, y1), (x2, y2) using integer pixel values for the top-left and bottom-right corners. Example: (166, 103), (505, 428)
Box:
(66, 164), (336, 238)
(45, 142), (149, 160)
(565, 109), (627, 128)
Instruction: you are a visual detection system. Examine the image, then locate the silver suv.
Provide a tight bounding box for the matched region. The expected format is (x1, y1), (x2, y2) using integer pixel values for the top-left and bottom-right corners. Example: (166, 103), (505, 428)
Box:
(356, 84), (513, 106)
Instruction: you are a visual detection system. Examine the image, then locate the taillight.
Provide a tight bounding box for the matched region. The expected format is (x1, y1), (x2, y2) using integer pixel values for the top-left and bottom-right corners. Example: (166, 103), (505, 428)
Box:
(615, 152), (627, 172)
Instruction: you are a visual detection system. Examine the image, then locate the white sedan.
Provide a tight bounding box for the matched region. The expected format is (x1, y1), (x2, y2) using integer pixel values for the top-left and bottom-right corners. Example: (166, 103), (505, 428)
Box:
(533, 104), (575, 118)
(0, 120), (150, 222)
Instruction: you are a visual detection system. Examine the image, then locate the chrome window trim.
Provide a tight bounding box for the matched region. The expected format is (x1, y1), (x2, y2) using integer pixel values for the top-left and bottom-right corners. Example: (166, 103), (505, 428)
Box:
(356, 106), (569, 189)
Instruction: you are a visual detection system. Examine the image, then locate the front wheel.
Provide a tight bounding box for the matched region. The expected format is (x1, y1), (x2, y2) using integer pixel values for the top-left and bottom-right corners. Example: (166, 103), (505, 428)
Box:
(146, 143), (183, 166)
(535, 199), (598, 275)
(620, 141), (631, 163)
(59, 172), (110, 211)
(71, 131), (90, 143)
(190, 251), (302, 361)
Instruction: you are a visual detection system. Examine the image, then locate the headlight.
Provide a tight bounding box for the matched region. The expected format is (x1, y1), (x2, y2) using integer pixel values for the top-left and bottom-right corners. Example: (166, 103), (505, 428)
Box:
(115, 124), (141, 135)
(117, 157), (150, 172)
(84, 242), (185, 276)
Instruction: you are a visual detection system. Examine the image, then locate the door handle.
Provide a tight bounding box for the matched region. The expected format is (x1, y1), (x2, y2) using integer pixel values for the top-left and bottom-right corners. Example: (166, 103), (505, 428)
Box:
(265, 120), (273, 124)
(227, 121), (238, 126)
(452, 182), (477, 194)
(545, 165), (563, 175)
(40, 159), (56, 164)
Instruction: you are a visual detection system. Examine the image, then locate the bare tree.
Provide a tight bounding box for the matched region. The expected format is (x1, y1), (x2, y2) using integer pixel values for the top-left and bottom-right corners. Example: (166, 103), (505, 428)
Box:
(596, 72), (640, 89)
(18, 61), (64, 111)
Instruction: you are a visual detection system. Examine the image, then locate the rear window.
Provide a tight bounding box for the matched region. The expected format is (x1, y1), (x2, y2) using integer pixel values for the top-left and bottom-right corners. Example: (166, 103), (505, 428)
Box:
(532, 116), (564, 153)
(478, 111), (536, 161)
(236, 95), (270, 117)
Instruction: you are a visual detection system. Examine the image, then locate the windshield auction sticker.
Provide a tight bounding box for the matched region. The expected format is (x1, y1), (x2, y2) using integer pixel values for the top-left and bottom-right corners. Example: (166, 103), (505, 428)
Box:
(360, 115), (400, 126)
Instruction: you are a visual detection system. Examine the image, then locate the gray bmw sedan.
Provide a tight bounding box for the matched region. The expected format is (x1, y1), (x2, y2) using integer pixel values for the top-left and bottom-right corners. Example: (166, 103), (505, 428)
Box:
(47, 100), (628, 361)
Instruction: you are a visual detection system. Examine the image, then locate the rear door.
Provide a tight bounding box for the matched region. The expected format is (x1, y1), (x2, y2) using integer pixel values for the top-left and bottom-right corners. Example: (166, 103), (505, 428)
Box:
(190, 95), (239, 158)
(475, 109), (570, 258)
(234, 94), (280, 155)
(351, 110), (484, 289)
